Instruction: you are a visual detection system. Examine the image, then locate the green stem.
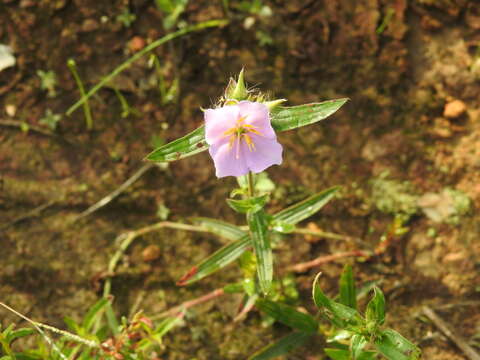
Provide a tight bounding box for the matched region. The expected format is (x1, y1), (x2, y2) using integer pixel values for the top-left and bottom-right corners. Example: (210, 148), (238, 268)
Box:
(66, 19), (228, 116)
(67, 59), (93, 130)
(247, 172), (255, 198)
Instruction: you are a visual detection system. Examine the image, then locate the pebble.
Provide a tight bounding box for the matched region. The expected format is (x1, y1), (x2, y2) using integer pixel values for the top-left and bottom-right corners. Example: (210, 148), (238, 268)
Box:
(129, 36), (146, 52)
(444, 99), (467, 119)
(142, 244), (161, 262)
(5, 104), (16, 117)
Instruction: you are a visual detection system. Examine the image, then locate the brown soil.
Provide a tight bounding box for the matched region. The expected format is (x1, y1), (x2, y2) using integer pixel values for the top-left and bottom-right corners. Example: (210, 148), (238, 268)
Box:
(1, 0), (479, 359)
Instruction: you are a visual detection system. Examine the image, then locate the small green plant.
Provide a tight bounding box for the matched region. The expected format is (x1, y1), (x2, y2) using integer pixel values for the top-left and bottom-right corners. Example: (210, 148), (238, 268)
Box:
(116, 8), (136, 27)
(37, 70), (57, 98)
(0, 298), (182, 359)
(67, 58), (93, 130)
(155, 0), (189, 30)
(250, 266), (421, 359)
(314, 266), (420, 360)
(39, 109), (62, 130)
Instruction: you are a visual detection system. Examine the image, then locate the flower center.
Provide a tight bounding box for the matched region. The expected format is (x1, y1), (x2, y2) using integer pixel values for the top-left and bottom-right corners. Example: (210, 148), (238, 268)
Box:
(222, 116), (263, 159)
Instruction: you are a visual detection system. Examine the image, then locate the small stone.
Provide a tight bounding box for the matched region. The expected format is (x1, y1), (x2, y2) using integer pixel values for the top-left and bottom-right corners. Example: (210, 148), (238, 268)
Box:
(81, 19), (99, 32)
(444, 99), (467, 119)
(129, 36), (146, 52)
(5, 104), (16, 117)
(142, 245), (161, 262)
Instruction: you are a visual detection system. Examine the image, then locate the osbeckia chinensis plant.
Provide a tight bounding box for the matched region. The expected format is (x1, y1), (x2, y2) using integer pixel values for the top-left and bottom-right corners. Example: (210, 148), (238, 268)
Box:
(146, 69), (348, 294)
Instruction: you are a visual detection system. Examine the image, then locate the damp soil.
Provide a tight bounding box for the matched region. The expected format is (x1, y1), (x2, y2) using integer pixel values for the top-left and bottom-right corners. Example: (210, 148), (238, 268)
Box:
(1, 1), (480, 359)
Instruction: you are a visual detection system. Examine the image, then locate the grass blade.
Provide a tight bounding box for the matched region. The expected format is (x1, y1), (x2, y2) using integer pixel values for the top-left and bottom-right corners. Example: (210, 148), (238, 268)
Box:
(82, 298), (109, 332)
(249, 331), (312, 360)
(67, 20), (228, 115)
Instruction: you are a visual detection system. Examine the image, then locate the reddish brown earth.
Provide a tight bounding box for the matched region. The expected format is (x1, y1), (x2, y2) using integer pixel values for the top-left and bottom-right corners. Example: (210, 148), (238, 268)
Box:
(1, 1), (479, 358)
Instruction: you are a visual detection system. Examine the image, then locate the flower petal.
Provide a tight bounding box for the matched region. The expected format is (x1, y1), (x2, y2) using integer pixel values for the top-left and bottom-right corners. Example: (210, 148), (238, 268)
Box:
(245, 135), (283, 173)
(209, 139), (249, 178)
(204, 105), (240, 145)
(238, 101), (275, 139)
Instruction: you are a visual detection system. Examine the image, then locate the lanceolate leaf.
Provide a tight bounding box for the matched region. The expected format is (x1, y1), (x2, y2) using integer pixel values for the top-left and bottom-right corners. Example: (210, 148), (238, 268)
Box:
(339, 265), (357, 310)
(248, 210), (272, 294)
(274, 186), (340, 225)
(179, 187), (339, 285)
(82, 298), (110, 331)
(270, 99), (349, 132)
(256, 299), (318, 334)
(313, 273), (362, 329)
(145, 125), (207, 162)
(365, 287), (386, 326)
(146, 99), (348, 163)
(374, 329), (421, 360)
(191, 217), (246, 241)
(249, 331), (312, 360)
(324, 348), (350, 360)
(177, 235), (250, 285)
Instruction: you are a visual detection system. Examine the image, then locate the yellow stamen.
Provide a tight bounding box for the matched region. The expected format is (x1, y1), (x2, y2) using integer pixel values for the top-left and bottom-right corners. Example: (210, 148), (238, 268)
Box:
(222, 115), (265, 156)
(243, 133), (256, 152)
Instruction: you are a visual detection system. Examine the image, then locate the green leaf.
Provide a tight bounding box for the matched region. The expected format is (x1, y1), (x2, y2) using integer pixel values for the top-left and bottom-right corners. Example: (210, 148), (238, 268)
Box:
(271, 220), (296, 234)
(270, 99), (349, 132)
(155, 315), (182, 338)
(63, 317), (80, 333)
(351, 334), (367, 359)
(177, 235), (251, 285)
(82, 298), (110, 331)
(227, 194), (269, 214)
(274, 186), (340, 225)
(5, 328), (35, 344)
(146, 99), (348, 164)
(223, 282), (244, 294)
(231, 68), (248, 100)
(339, 265), (357, 310)
(374, 329), (421, 360)
(191, 217), (246, 241)
(313, 273), (362, 329)
(324, 348), (350, 360)
(249, 331), (312, 360)
(366, 287), (386, 327)
(145, 125), (207, 162)
(248, 210), (272, 294)
(179, 187), (338, 285)
(256, 299), (318, 333)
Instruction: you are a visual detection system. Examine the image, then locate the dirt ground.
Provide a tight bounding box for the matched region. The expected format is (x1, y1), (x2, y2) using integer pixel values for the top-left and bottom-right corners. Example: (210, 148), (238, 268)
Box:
(1, 0), (480, 359)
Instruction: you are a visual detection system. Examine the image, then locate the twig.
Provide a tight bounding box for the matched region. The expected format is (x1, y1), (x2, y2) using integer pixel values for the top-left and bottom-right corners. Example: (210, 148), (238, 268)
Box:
(153, 288), (225, 319)
(0, 119), (56, 137)
(291, 228), (355, 242)
(0, 301), (98, 360)
(74, 163), (155, 221)
(234, 294), (258, 323)
(0, 200), (56, 231)
(103, 221), (210, 298)
(422, 305), (480, 360)
(291, 228), (370, 250)
(287, 250), (369, 273)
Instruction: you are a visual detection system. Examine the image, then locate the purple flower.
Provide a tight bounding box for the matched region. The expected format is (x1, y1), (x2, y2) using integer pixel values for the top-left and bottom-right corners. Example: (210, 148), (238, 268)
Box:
(205, 101), (283, 178)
